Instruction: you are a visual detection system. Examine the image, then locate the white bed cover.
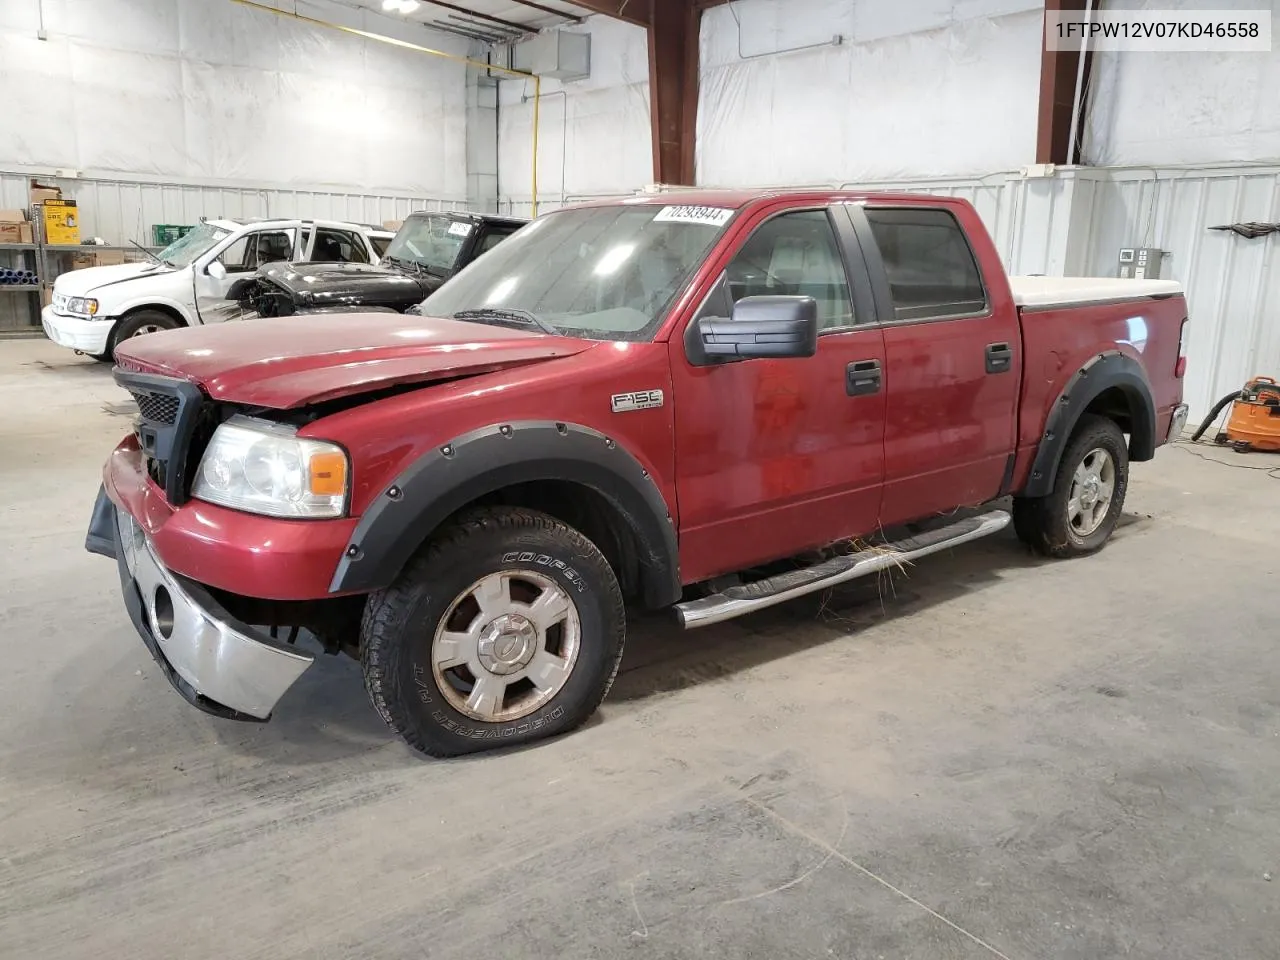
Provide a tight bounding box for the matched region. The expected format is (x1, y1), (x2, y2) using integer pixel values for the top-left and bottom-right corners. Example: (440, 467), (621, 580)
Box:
(1008, 276), (1183, 309)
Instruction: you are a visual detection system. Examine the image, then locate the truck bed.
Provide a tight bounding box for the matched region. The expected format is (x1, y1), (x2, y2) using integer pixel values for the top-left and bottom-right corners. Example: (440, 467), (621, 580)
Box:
(1008, 275), (1183, 308)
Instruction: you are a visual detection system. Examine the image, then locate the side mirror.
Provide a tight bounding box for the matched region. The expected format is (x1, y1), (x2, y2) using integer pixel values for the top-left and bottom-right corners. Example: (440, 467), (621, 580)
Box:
(206, 261), (227, 281)
(695, 296), (818, 361)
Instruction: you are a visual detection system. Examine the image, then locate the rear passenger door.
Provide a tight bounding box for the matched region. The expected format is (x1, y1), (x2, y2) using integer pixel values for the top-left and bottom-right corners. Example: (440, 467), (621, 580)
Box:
(849, 204), (1021, 525)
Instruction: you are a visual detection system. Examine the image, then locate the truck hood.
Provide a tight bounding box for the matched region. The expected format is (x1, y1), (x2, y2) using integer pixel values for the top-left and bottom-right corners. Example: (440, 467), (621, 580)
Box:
(257, 260), (431, 310)
(114, 312), (593, 409)
(54, 260), (173, 296)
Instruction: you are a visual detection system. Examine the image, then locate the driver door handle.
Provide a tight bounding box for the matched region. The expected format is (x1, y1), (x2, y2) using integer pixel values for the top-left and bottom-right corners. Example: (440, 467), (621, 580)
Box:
(846, 359), (882, 396)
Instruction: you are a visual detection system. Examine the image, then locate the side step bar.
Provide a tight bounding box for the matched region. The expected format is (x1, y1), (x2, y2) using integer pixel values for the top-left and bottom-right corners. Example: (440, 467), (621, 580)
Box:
(673, 510), (1011, 629)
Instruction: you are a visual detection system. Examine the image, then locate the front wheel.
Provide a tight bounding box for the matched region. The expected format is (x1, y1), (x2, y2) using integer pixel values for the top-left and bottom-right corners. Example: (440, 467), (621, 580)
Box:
(360, 507), (626, 757)
(1013, 414), (1129, 558)
(106, 310), (181, 360)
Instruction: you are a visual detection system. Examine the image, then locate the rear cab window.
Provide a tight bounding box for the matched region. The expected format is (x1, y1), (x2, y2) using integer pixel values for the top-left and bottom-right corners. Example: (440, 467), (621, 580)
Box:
(864, 208), (988, 321)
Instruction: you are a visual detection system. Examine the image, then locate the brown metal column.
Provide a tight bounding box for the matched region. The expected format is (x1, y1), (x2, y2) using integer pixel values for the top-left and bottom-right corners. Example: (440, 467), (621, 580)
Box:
(647, 0), (701, 184)
(1037, 0), (1094, 164)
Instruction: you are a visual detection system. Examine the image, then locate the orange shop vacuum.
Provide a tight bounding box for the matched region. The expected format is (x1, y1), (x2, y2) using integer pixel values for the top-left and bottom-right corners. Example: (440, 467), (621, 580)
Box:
(1190, 376), (1280, 452)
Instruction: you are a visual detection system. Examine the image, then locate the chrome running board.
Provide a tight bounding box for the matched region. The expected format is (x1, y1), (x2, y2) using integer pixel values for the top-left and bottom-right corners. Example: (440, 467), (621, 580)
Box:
(673, 510), (1011, 629)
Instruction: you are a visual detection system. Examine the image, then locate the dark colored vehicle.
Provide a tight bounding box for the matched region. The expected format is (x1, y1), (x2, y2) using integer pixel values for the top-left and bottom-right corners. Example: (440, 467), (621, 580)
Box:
(87, 189), (1190, 759)
(236, 211), (526, 317)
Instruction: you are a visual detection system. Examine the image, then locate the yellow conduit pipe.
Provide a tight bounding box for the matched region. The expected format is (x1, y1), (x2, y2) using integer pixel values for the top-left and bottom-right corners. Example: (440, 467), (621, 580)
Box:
(229, 0), (541, 216)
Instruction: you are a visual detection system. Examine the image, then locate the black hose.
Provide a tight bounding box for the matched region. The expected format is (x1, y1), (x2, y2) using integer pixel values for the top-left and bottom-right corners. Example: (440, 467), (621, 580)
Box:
(1191, 390), (1243, 442)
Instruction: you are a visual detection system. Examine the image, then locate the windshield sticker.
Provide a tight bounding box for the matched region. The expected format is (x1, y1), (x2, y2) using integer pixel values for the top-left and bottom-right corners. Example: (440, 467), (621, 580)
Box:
(652, 205), (734, 227)
(448, 221), (473, 237)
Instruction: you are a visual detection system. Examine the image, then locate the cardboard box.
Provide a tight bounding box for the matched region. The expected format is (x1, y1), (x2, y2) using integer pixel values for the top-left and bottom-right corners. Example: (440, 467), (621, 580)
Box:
(41, 287), (53, 308)
(382, 220), (403, 231)
(41, 199), (80, 245)
(0, 209), (31, 244)
(29, 181), (62, 206)
(71, 249), (126, 269)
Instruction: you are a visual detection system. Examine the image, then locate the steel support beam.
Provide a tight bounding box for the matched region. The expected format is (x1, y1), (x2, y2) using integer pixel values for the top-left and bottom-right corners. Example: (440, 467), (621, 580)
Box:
(647, 0), (700, 184)
(1037, 0), (1094, 164)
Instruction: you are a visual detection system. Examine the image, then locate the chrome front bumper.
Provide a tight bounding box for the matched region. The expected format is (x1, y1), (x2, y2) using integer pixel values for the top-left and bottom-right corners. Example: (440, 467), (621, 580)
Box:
(1167, 403), (1191, 442)
(108, 497), (314, 720)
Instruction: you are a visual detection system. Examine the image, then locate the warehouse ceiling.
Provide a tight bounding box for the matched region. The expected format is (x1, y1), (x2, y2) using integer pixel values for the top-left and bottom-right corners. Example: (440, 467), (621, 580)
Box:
(339, 0), (590, 43)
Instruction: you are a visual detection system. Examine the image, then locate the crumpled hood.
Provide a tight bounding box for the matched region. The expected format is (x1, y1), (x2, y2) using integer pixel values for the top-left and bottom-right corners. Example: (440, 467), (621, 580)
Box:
(113, 312), (592, 409)
(53, 260), (170, 296)
(257, 260), (431, 310)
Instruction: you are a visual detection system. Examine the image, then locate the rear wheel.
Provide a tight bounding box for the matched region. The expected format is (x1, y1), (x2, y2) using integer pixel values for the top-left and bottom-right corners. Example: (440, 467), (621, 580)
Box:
(1013, 414), (1129, 558)
(360, 507), (625, 757)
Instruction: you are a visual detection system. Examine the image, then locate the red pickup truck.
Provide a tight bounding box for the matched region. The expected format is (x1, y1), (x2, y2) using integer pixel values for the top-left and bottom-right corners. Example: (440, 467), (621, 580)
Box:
(86, 190), (1190, 757)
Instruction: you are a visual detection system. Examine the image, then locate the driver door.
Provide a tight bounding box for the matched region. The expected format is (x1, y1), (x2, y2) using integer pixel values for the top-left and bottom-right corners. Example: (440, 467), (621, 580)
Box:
(670, 204), (888, 583)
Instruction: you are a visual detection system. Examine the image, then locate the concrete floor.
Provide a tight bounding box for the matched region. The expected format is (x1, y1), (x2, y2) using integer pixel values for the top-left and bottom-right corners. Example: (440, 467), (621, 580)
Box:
(1, 337), (1277, 960)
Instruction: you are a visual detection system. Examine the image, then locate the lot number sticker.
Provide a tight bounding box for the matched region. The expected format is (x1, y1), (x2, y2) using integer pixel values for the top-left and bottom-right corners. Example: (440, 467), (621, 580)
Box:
(447, 221), (473, 237)
(652, 205), (734, 227)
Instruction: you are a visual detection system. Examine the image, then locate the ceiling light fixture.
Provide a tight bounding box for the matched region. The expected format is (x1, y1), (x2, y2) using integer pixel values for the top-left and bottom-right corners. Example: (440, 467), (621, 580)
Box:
(381, 0), (420, 12)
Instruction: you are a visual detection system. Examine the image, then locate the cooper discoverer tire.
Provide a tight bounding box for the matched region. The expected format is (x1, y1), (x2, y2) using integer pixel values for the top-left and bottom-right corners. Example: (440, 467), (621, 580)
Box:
(1013, 414), (1129, 559)
(360, 507), (625, 758)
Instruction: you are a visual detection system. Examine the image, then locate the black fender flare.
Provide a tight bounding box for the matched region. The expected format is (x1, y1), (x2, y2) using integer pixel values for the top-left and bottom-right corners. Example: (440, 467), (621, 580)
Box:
(329, 421), (681, 607)
(1022, 351), (1157, 498)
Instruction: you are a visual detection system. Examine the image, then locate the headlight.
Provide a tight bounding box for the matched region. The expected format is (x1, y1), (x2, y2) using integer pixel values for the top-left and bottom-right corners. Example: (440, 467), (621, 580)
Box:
(192, 415), (348, 519)
(67, 297), (99, 316)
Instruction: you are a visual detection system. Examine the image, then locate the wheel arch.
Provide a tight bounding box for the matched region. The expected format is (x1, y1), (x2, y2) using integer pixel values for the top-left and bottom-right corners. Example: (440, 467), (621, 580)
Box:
(330, 421), (681, 609)
(1022, 351), (1156, 498)
(122, 301), (190, 326)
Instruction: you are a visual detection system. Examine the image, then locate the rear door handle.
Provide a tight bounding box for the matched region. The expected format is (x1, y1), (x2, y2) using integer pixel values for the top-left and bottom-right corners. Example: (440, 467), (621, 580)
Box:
(985, 342), (1013, 374)
(846, 359), (882, 396)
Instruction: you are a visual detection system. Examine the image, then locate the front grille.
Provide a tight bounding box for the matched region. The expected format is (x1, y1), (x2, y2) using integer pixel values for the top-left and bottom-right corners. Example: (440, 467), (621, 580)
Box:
(130, 390), (180, 425)
(114, 369), (208, 505)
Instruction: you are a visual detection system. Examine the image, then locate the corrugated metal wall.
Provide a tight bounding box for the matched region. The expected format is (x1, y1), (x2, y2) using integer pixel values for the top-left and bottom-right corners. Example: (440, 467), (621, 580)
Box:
(1077, 166), (1280, 424)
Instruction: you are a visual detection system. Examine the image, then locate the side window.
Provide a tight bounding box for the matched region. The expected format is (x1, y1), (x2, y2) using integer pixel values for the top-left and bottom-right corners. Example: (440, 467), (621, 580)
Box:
(253, 230), (294, 268)
(369, 235), (391, 258)
(313, 228), (366, 263)
(864, 208), (987, 321)
(725, 210), (854, 331)
(217, 235), (253, 274)
(475, 227), (516, 257)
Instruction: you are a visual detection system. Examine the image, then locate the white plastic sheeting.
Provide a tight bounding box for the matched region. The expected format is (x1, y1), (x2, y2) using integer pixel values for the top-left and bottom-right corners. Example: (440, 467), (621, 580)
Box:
(496, 16), (652, 217)
(697, 0), (1044, 185)
(0, 0), (469, 197)
(1085, 0), (1280, 166)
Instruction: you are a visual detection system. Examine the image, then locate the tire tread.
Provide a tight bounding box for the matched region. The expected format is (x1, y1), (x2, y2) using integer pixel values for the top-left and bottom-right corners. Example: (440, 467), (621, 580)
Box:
(360, 506), (625, 758)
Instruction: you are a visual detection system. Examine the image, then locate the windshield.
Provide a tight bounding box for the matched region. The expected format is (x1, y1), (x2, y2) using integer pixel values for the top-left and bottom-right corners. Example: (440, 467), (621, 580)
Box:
(385, 215), (470, 273)
(158, 222), (231, 267)
(421, 204), (733, 341)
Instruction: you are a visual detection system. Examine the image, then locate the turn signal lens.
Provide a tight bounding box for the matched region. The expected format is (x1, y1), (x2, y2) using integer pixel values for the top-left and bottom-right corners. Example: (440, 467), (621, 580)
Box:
(308, 451), (348, 497)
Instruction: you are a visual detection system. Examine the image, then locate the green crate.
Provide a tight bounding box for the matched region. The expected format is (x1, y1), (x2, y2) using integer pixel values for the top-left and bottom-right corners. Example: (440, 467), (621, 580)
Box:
(152, 224), (195, 247)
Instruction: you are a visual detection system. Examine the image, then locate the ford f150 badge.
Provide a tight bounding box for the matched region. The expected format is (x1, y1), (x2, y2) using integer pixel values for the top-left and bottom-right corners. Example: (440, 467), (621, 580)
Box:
(611, 390), (664, 413)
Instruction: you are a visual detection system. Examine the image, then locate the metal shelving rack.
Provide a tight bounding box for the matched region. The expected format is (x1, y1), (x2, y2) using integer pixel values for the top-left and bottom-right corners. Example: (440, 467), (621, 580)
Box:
(0, 241), (42, 331)
(0, 205), (163, 335)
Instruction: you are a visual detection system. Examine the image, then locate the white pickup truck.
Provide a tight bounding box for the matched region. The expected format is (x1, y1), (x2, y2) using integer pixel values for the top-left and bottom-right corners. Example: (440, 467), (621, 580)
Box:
(41, 218), (393, 361)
